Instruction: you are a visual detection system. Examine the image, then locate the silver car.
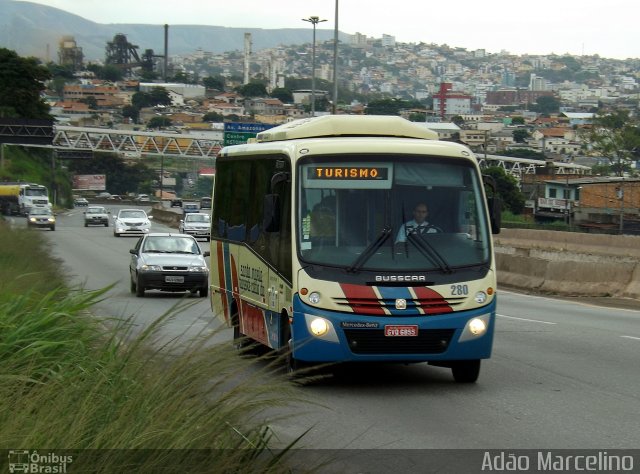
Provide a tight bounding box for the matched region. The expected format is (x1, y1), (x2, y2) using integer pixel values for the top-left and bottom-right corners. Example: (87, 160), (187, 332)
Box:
(113, 208), (152, 237)
(27, 208), (56, 231)
(84, 206), (110, 227)
(129, 233), (210, 297)
(179, 212), (211, 241)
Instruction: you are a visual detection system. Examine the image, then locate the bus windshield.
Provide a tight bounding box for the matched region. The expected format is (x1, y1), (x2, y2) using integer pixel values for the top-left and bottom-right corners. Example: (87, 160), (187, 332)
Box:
(298, 155), (491, 272)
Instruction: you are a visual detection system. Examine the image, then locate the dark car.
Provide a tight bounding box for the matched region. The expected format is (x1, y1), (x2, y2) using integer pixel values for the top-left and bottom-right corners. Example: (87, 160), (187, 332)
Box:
(170, 197), (183, 207)
(182, 203), (199, 215)
(199, 196), (212, 210)
(129, 233), (210, 297)
(74, 197), (89, 207)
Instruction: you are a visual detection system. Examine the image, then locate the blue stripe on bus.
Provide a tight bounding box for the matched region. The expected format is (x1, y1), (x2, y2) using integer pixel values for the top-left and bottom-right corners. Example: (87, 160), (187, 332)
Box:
(223, 242), (233, 299)
(376, 286), (413, 315)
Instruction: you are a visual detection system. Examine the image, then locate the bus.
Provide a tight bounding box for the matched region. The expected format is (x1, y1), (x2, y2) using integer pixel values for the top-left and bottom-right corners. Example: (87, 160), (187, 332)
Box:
(209, 115), (501, 382)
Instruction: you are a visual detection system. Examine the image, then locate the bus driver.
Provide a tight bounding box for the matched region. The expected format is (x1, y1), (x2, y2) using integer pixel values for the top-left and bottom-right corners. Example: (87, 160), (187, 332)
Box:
(395, 202), (442, 243)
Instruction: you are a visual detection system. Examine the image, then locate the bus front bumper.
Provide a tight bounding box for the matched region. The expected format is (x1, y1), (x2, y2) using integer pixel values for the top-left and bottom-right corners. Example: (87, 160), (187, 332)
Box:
(291, 296), (496, 363)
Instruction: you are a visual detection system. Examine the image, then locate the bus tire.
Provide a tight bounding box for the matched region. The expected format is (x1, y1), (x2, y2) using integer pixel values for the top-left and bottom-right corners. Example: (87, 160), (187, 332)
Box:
(232, 310), (245, 350)
(451, 360), (480, 383)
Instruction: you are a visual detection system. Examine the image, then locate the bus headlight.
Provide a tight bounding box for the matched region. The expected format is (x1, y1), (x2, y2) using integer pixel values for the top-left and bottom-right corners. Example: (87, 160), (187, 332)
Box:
(303, 314), (339, 343)
(474, 291), (487, 304)
(308, 292), (321, 304)
(469, 318), (487, 335)
(310, 318), (329, 336)
(458, 314), (490, 342)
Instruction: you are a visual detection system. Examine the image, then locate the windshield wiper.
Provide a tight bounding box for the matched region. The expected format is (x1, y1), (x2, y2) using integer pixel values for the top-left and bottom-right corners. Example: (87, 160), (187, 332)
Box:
(406, 234), (452, 274)
(346, 227), (392, 273)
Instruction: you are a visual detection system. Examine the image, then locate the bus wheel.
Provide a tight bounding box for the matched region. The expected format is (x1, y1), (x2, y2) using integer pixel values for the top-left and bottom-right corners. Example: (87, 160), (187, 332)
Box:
(232, 312), (245, 350)
(451, 360), (480, 383)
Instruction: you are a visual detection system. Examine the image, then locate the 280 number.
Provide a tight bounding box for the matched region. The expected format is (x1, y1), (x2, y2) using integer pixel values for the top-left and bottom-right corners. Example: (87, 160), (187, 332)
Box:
(450, 284), (469, 296)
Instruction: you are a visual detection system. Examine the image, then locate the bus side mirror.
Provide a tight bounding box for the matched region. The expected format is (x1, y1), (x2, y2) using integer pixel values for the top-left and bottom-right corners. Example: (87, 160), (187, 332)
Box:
(488, 196), (502, 234)
(263, 194), (281, 232)
(483, 174), (502, 235)
(270, 171), (290, 192)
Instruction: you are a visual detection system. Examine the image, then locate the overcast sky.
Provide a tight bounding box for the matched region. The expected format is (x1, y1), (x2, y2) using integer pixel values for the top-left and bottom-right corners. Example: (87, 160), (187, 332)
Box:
(22, 0), (640, 60)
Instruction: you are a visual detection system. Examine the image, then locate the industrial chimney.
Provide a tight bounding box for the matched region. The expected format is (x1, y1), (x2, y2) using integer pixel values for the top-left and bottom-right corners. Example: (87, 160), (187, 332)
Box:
(243, 33), (252, 84)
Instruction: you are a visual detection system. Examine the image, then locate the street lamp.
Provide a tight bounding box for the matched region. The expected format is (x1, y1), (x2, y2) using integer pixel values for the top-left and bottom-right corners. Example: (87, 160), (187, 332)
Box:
(302, 15), (327, 116)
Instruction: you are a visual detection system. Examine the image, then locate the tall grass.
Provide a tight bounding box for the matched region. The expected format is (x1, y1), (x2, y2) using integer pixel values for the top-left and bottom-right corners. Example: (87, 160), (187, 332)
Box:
(0, 222), (310, 472)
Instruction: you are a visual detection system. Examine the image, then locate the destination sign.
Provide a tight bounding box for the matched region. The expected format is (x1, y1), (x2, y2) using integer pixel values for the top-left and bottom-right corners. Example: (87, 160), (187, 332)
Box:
(307, 166), (389, 180)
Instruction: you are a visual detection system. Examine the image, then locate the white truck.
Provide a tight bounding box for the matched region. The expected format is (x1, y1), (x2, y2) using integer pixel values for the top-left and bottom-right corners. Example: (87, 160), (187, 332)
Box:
(0, 182), (52, 215)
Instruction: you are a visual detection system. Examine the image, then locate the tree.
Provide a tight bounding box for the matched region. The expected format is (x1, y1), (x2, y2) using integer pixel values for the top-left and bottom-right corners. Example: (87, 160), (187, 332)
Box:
(202, 112), (223, 122)
(270, 88), (293, 104)
(46, 63), (75, 80)
(79, 96), (98, 109)
(483, 166), (525, 214)
(497, 149), (545, 160)
(365, 98), (406, 115)
(202, 76), (225, 90)
(409, 112), (426, 122)
(122, 105), (140, 123)
(139, 70), (158, 82)
(148, 87), (172, 106)
(0, 48), (51, 119)
(132, 88), (172, 109)
(511, 117), (525, 125)
(512, 128), (530, 143)
(452, 115), (465, 127)
(584, 109), (640, 176)
(171, 71), (190, 83)
(95, 64), (123, 82)
(236, 82), (268, 98)
(147, 116), (172, 129)
(529, 95), (560, 115)
(131, 91), (151, 109)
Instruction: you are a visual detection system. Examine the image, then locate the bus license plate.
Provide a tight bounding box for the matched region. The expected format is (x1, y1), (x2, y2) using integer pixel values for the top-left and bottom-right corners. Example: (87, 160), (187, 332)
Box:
(384, 325), (418, 337)
(165, 276), (184, 283)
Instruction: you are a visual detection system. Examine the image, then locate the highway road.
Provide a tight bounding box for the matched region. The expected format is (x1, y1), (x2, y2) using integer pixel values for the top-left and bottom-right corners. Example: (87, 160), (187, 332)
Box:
(13, 206), (640, 456)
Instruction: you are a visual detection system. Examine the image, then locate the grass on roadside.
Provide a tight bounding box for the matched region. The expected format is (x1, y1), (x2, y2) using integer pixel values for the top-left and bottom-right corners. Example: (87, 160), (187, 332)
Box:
(0, 221), (312, 473)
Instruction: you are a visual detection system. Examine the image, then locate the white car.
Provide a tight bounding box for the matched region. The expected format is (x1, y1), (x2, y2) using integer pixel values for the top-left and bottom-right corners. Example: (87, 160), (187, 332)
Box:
(113, 208), (152, 237)
(179, 212), (211, 241)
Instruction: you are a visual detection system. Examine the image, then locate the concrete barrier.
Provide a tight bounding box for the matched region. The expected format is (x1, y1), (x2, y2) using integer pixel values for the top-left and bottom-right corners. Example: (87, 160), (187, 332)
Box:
(149, 204), (182, 228)
(494, 228), (640, 299)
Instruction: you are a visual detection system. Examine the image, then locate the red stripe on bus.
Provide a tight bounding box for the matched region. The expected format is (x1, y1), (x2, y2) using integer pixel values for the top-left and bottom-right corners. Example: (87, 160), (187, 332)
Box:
(339, 283), (386, 315)
(216, 242), (229, 322)
(412, 287), (453, 314)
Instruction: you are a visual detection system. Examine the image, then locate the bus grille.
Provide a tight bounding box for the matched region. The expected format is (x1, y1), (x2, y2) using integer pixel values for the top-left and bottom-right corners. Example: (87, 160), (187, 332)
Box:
(343, 328), (455, 354)
(332, 296), (465, 315)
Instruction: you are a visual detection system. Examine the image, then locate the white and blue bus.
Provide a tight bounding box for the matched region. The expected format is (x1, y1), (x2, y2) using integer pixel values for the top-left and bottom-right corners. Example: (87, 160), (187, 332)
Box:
(210, 115), (501, 382)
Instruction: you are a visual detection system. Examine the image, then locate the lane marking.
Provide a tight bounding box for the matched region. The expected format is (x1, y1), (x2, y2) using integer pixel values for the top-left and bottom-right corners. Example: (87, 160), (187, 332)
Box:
(620, 335), (640, 341)
(497, 314), (557, 325)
